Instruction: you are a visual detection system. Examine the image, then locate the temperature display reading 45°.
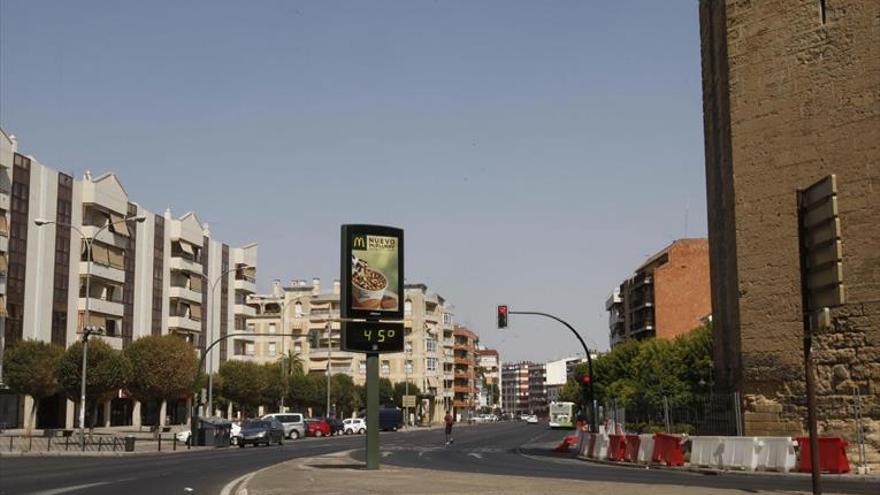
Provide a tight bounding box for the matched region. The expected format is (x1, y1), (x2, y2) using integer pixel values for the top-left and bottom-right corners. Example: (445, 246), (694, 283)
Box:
(341, 321), (405, 353)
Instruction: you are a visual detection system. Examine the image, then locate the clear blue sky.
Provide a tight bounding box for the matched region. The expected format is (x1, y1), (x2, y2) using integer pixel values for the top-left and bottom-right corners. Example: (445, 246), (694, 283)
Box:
(0, 0), (707, 362)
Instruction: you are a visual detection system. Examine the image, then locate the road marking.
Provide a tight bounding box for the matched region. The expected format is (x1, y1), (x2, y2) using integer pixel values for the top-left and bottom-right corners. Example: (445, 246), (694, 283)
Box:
(218, 471), (255, 495)
(31, 481), (111, 495)
(467, 453), (483, 460)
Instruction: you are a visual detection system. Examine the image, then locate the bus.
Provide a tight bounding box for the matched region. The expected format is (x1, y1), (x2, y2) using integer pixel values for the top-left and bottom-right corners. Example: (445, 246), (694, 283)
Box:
(548, 401), (575, 429)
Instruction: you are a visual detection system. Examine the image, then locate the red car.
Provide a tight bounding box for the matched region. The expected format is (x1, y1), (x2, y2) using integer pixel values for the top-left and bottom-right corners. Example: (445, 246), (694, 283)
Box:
(305, 418), (331, 437)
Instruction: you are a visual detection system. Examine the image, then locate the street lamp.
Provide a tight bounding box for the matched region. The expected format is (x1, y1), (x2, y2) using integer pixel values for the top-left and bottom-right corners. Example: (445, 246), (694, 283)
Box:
(197, 263), (253, 417)
(35, 214), (146, 449)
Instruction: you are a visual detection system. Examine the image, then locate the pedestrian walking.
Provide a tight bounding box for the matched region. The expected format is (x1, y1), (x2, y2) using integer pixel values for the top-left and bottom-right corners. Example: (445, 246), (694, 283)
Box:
(444, 410), (454, 445)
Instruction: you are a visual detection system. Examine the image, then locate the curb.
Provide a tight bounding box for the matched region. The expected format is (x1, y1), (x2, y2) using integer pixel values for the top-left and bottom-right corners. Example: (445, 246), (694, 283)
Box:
(573, 455), (880, 482)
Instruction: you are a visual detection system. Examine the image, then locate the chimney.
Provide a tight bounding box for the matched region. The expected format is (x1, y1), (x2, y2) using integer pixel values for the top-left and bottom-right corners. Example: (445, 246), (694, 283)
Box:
(312, 278), (320, 295)
(333, 279), (340, 295)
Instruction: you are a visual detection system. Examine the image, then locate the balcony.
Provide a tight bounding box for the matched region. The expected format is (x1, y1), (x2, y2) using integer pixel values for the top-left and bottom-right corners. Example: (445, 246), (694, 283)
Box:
(0, 236), (7, 252)
(229, 332), (255, 342)
(78, 297), (124, 317)
(169, 286), (202, 303)
(80, 225), (128, 249)
(168, 316), (201, 332)
(423, 312), (440, 323)
(453, 357), (470, 366)
(0, 190), (9, 211)
(229, 353), (255, 362)
(453, 385), (470, 394)
(235, 304), (256, 317)
(94, 334), (123, 351)
(169, 256), (202, 274)
(234, 278), (256, 294)
(80, 262), (125, 284)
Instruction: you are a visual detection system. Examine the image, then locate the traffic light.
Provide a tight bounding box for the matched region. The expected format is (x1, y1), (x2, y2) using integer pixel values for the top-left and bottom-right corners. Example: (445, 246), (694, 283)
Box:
(581, 374), (591, 385)
(497, 305), (508, 329)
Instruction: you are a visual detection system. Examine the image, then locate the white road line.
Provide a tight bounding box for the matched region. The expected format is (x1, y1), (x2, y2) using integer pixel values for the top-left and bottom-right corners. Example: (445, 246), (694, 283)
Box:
(467, 453), (483, 460)
(30, 481), (111, 495)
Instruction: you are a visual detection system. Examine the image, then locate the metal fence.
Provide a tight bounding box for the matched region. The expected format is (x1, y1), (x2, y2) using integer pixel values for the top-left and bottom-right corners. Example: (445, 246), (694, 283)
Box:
(598, 393), (743, 436)
(1, 433), (184, 453)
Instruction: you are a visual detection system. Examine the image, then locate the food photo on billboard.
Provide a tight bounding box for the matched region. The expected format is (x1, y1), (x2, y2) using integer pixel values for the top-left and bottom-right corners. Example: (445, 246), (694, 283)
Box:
(341, 225), (404, 320)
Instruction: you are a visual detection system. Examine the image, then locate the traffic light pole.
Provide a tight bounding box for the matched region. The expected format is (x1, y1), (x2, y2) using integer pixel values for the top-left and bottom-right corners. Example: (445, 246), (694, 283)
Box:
(508, 311), (597, 432)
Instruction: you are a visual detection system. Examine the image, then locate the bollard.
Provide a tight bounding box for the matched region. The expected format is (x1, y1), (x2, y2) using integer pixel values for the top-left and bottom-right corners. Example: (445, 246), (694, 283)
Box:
(173, 435), (177, 451)
(65, 435), (70, 451)
(9, 436), (13, 452)
(48, 436), (52, 452)
(158, 435), (162, 452)
(28, 435), (33, 452)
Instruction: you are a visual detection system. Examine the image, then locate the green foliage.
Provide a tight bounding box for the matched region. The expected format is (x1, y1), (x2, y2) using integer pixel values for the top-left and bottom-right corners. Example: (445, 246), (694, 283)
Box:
(562, 324), (714, 412)
(3, 340), (64, 400)
(287, 373), (325, 412)
(57, 338), (131, 403)
(330, 374), (360, 417)
(124, 335), (198, 402)
(218, 360), (265, 412)
(391, 381), (421, 407)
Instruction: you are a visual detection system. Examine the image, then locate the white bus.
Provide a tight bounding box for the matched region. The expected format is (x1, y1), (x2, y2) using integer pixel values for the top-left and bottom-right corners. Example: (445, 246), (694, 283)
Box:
(548, 401), (575, 429)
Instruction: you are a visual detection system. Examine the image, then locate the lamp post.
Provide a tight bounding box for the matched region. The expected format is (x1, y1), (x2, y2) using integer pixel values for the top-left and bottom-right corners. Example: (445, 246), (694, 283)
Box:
(35, 214), (146, 449)
(197, 263), (253, 417)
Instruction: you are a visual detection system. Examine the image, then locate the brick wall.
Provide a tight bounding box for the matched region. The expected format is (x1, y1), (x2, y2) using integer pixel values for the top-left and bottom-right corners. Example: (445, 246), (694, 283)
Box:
(700, 0), (880, 466)
(654, 239), (711, 340)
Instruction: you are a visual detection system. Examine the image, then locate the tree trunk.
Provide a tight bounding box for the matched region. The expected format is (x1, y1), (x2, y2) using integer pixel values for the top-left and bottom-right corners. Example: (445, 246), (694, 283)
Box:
(25, 399), (38, 437)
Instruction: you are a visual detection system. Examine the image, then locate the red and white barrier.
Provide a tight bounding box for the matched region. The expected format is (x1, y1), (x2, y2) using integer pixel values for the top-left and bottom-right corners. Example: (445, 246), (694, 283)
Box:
(636, 433), (655, 464)
(755, 437), (797, 473)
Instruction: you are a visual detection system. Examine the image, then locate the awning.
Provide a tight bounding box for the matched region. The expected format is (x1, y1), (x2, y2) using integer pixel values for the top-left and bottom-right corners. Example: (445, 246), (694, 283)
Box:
(109, 212), (130, 238)
(80, 313), (106, 332)
(0, 215), (8, 237)
(178, 241), (194, 255)
(0, 295), (6, 317)
(190, 274), (203, 292)
(190, 303), (202, 321)
(107, 246), (125, 270)
(0, 254), (7, 274)
(90, 244), (111, 266)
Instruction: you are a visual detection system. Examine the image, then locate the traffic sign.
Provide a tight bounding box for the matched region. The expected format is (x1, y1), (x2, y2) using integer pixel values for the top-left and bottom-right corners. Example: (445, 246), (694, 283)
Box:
(402, 395), (417, 408)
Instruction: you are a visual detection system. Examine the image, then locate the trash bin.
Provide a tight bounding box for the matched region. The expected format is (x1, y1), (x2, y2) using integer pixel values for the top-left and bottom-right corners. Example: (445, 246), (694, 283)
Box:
(124, 435), (136, 452)
(195, 417), (232, 447)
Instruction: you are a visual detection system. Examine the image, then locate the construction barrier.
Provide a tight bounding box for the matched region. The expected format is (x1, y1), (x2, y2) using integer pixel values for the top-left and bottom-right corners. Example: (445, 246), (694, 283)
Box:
(690, 436), (727, 468)
(725, 437), (761, 471)
(554, 435), (579, 453)
(796, 437), (850, 474)
(592, 433), (610, 460)
(636, 433), (654, 464)
(755, 437), (797, 473)
(651, 433), (685, 466)
(584, 433), (597, 457)
(607, 434), (627, 461)
(624, 434), (640, 462)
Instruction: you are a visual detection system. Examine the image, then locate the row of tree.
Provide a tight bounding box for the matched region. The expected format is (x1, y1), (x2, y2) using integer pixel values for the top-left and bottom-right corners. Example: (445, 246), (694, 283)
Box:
(2, 335), (199, 434)
(560, 323), (714, 413)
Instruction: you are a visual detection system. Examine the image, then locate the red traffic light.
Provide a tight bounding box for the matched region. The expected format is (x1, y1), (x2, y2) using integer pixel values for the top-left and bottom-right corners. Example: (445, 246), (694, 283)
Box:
(497, 305), (508, 329)
(582, 374), (591, 384)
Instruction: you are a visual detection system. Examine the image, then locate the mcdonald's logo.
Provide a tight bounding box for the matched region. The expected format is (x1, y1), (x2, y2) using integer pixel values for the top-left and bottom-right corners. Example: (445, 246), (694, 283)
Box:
(352, 235), (367, 250)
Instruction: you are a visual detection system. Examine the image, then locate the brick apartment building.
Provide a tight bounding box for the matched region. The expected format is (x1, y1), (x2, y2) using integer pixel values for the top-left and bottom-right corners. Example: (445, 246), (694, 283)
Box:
(501, 361), (531, 414)
(606, 239), (711, 348)
(452, 326), (478, 419)
(700, 0), (879, 463)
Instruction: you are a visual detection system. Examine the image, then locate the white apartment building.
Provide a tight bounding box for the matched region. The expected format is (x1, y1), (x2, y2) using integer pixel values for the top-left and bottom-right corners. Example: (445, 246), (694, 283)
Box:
(245, 280), (456, 424)
(475, 347), (500, 410)
(0, 129), (257, 430)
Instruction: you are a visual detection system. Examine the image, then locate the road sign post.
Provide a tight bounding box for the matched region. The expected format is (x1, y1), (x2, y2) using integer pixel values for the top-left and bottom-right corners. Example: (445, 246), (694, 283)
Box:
(341, 225), (405, 470)
(797, 175), (845, 495)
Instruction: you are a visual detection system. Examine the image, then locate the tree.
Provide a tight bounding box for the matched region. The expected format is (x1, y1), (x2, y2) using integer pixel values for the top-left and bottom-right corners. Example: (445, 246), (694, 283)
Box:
(392, 381), (421, 407)
(357, 377), (394, 408)
(330, 374), (359, 418)
(218, 360), (265, 416)
(57, 338), (131, 427)
(124, 335), (199, 418)
(2, 340), (64, 435)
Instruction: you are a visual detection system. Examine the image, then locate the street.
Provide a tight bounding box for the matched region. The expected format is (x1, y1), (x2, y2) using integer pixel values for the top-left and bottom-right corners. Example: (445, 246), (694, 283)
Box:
(2, 422), (877, 495)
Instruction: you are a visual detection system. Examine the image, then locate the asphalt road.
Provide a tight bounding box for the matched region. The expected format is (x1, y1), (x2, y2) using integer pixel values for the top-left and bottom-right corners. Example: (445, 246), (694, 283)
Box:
(2, 422), (878, 495)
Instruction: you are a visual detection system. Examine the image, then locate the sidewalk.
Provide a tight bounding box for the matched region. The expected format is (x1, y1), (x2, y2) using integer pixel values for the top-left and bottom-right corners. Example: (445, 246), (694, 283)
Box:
(231, 451), (788, 495)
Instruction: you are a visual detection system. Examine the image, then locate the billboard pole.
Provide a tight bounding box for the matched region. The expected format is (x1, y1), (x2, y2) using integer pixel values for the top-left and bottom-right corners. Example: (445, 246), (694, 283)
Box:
(366, 352), (380, 470)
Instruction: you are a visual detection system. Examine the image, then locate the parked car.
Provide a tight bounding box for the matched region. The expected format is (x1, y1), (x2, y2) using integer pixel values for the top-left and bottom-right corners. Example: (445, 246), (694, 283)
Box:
(378, 408), (403, 431)
(229, 421), (242, 445)
(343, 418), (366, 435)
(238, 418), (284, 447)
(305, 418), (331, 437)
(326, 418), (345, 436)
(525, 415), (539, 424)
(262, 413), (305, 440)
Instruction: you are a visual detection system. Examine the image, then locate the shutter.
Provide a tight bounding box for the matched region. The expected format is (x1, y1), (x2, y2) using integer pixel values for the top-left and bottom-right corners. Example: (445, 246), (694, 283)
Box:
(109, 212), (130, 238)
(179, 241), (194, 255)
(0, 216), (8, 237)
(190, 304), (202, 321)
(90, 244), (111, 266)
(190, 274), (203, 292)
(0, 254), (7, 274)
(107, 246), (125, 270)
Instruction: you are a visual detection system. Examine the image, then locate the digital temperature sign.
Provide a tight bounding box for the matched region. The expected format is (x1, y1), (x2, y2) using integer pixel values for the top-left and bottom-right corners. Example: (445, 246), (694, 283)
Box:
(341, 321), (405, 353)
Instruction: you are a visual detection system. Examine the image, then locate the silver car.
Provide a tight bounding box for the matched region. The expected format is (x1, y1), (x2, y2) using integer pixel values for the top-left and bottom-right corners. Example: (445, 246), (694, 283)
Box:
(262, 413), (305, 440)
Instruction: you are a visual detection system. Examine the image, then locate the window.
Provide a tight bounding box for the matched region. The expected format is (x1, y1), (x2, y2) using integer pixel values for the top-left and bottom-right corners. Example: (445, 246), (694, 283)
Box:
(405, 340), (413, 353)
(268, 342), (277, 356)
(294, 302), (303, 318)
(294, 342), (302, 353)
(404, 299), (412, 315)
(426, 358), (437, 371)
(426, 337), (437, 353)
(359, 361), (366, 374)
(245, 343), (255, 356)
(246, 323), (255, 332)
(309, 329), (320, 348)
(381, 361), (390, 375)
(269, 323), (276, 334)
(405, 360), (413, 375)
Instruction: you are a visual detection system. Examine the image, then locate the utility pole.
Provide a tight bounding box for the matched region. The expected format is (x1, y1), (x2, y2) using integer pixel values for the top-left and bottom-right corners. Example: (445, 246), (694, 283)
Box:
(326, 320), (332, 418)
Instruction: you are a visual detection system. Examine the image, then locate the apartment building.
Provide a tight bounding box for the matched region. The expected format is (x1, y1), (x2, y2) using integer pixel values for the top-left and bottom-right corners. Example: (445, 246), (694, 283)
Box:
(544, 356), (587, 403)
(245, 280), (456, 424)
(475, 348), (500, 410)
(451, 326), (478, 420)
(0, 129), (258, 430)
(501, 361), (530, 414)
(527, 363), (548, 416)
(606, 238), (710, 348)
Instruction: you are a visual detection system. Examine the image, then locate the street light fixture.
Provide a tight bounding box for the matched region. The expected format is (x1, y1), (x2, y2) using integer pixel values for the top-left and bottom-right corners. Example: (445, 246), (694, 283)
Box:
(35, 214), (146, 450)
